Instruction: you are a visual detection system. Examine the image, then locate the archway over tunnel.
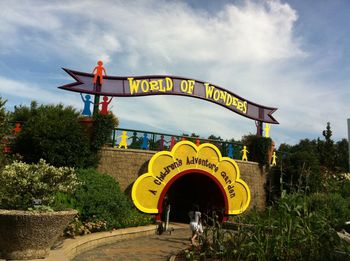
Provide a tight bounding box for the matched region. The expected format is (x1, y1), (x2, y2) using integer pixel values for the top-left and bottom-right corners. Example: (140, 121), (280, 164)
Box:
(164, 172), (226, 223)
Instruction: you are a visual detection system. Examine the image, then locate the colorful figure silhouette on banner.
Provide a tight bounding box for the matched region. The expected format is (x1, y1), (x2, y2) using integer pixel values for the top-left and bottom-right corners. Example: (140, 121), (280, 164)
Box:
(99, 96), (113, 115)
(241, 146), (249, 161)
(264, 123), (270, 138)
(117, 131), (129, 149)
(227, 144), (234, 159)
(80, 93), (93, 116)
(271, 151), (277, 166)
(12, 123), (22, 135)
(93, 60), (107, 86)
(196, 139), (201, 146)
(141, 133), (149, 150)
(169, 136), (176, 150)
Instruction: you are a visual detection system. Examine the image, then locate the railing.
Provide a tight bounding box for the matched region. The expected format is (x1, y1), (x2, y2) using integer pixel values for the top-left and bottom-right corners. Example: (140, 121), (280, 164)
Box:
(111, 127), (244, 160)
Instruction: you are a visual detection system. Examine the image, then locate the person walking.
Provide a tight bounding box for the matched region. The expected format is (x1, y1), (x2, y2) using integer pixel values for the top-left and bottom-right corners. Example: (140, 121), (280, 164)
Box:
(188, 205), (203, 245)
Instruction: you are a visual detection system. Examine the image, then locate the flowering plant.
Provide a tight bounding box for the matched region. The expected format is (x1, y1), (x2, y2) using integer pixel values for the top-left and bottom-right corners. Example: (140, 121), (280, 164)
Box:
(0, 159), (80, 211)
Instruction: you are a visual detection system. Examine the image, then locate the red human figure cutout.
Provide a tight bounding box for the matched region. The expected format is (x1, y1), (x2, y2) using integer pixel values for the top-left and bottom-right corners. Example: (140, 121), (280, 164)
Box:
(93, 60), (107, 85)
(159, 135), (165, 150)
(99, 96), (113, 115)
(170, 136), (176, 150)
(196, 139), (201, 146)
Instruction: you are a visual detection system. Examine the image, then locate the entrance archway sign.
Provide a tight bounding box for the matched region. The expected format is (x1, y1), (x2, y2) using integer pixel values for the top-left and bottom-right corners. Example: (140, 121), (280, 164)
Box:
(131, 141), (251, 218)
(59, 69), (278, 124)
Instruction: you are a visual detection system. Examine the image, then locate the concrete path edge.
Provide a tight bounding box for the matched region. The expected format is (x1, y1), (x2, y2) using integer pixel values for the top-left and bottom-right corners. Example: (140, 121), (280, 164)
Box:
(0, 224), (158, 261)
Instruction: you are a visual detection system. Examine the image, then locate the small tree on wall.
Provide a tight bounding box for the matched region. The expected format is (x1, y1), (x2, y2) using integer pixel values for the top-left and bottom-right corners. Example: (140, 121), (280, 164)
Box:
(242, 134), (272, 167)
(90, 112), (119, 151)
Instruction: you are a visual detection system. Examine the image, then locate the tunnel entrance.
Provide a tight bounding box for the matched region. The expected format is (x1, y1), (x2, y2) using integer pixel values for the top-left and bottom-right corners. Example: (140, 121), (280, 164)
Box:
(165, 172), (226, 223)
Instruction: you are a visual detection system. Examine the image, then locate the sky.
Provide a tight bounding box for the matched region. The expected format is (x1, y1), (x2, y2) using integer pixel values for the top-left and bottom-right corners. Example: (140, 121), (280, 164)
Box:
(0, 0), (349, 146)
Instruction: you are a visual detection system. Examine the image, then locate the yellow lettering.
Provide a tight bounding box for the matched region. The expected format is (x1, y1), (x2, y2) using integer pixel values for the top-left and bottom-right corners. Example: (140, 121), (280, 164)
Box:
(187, 80), (195, 94)
(180, 80), (188, 93)
(149, 80), (158, 91)
(225, 93), (232, 106)
(158, 80), (165, 92)
(213, 89), (220, 101)
(233, 98), (238, 106)
(165, 77), (173, 91)
(128, 78), (140, 95)
(237, 101), (244, 111)
(243, 101), (247, 113)
(220, 91), (227, 102)
(141, 80), (149, 92)
(204, 83), (214, 99)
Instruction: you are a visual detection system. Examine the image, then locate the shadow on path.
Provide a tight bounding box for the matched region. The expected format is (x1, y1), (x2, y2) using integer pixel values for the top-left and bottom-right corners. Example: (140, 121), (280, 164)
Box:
(73, 223), (190, 261)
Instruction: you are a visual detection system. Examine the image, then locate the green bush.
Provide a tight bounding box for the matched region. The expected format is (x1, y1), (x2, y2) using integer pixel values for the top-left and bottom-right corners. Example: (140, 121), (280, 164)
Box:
(71, 169), (153, 230)
(0, 159), (79, 210)
(90, 113), (118, 151)
(242, 134), (272, 166)
(308, 192), (350, 230)
(187, 193), (349, 260)
(12, 103), (94, 168)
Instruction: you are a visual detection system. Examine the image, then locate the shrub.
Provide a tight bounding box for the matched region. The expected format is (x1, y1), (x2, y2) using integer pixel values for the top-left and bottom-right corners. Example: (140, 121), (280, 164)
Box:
(308, 192), (350, 230)
(90, 113), (118, 151)
(0, 159), (79, 210)
(71, 169), (153, 230)
(242, 134), (272, 166)
(12, 103), (94, 168)
(186, 193), (349, 260)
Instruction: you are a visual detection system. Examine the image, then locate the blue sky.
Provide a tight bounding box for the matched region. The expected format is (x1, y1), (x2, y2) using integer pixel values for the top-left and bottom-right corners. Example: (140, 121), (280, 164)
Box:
(0, 0), (349, 146)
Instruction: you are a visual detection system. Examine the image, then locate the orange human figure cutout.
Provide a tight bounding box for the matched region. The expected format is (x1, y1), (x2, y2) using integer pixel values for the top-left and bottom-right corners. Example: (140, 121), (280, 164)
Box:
(271, 151), (277, 166)
(117, 131), (129, 149)
(99, 96), (113, 115)
(241, 146), (249, 161)
(93, 60), (107, 86)
(12, 123), (22, 135)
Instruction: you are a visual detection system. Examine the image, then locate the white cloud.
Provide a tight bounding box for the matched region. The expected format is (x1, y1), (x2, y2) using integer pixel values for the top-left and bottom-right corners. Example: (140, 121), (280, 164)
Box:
(0, 0), (348, 144)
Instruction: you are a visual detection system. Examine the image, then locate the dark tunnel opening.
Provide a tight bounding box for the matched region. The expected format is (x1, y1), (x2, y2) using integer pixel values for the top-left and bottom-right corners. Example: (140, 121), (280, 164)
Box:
(164, 172), (226, 223)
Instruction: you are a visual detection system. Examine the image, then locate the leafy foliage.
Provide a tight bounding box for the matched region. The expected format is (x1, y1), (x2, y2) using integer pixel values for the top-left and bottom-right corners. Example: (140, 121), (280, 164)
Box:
(12, 103), (94, 168)
(0, 159), (79, 210)
(185, 192), (350, 260)
(90, 112), (118, 151)
(0, 96), (14, 168)
(68, 169), (153, 230)
(242, 134), (272, 166)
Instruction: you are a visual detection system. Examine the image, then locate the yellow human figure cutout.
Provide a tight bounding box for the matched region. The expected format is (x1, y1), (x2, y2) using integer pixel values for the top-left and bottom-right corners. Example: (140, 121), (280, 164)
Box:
(241, 146), (249, 161)
(271, 151), (277, 166)
(264, 123), (271, 138)
(118, 131), (129, 149)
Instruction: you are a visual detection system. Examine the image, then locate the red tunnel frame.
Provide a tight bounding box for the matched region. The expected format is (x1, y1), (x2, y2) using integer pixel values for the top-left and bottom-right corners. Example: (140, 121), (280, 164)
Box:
(156, 169), (229, 222)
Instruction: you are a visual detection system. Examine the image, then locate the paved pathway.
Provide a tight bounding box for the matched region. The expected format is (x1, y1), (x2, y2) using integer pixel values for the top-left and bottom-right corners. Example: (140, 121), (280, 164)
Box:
(72, 223), (190, 261)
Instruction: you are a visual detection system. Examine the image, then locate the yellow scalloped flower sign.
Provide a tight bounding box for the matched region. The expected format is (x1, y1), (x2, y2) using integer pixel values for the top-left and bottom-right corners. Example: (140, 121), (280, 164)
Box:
(132, 141), (251, 215)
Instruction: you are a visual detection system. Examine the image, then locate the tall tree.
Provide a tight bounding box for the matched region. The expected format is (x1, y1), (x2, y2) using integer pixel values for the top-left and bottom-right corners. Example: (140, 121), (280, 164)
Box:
(320, 122), (336, 170)
(334, 139), (349, 172)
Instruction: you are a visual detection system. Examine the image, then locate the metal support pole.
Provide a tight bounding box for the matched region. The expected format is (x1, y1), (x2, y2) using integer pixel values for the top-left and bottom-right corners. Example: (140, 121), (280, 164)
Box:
(93, 78), (101, 115)
(348, 119), (350, 171)
(255, 121), (263, 136)
(165, 205), (170, 231)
